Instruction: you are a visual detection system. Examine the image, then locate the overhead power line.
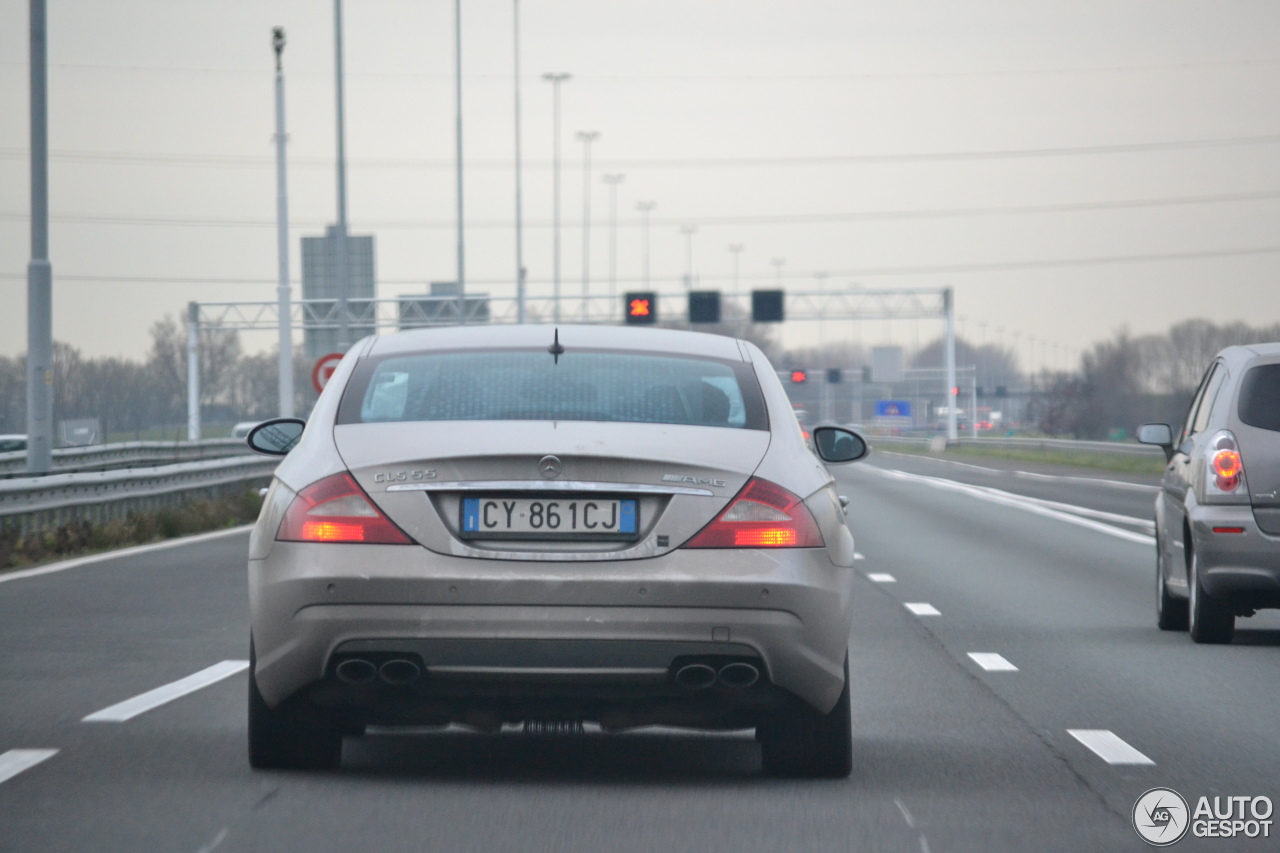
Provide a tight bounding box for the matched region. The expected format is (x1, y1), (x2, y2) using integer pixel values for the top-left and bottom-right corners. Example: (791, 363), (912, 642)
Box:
(4, 245), (1279, 288)
(2, 189), (1279, 231)
(3, 134), (1280, 172)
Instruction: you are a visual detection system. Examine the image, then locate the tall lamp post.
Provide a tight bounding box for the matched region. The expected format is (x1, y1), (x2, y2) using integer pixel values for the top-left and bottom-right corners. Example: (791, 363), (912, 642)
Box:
(679, 225), (697, 290)
(26, 0), (52, 472)
(454, 0), (465, 293)
(728, 244), (744, 308)
(576, 130), (600, 320)
(542, 72), (571, 321)
(770, 257), (785, 288)
(602, 174), (625, 300)
(272, 28), (294, 418)
(636, 201), (656, 289)
(333, 0), (352, 350)
(512, 0), (526, 322)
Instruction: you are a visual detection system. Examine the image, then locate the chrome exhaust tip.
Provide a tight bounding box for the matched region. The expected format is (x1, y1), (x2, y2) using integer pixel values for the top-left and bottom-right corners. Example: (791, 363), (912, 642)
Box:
(335, 658), (378, 685)
(378, 658), (422, 686)
(717, 662), (760, 689)
(674, 663), (718, 690)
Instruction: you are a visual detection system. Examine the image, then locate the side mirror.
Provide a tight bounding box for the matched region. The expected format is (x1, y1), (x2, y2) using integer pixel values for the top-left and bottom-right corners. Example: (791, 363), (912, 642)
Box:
(812, 426), (869, 464)
(246, 418), (306, 456)
(1137, 423), (1174, 462)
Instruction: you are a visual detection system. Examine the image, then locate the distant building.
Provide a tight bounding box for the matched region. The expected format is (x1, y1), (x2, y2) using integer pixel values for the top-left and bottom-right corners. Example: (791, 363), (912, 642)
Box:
(301, 226), (376, 360)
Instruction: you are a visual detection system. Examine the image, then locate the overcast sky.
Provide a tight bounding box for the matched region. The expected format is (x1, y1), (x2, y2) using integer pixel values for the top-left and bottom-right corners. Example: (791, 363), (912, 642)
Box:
(2, 0), (1279, 370)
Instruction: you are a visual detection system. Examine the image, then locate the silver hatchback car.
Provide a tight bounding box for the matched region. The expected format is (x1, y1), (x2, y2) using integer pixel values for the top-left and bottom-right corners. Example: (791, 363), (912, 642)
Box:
(1140, 343), (1280, 643)
(245, 325), (868, 776)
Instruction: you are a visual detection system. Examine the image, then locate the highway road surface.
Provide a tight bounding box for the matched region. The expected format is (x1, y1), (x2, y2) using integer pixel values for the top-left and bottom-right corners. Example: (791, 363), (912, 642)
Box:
(2, 450), (1277, 852)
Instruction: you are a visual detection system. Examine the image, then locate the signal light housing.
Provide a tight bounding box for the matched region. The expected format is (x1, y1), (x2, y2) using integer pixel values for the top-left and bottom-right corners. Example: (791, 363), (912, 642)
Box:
(277, 472), (413, 544)
(1202, 430), (1248, 502)
(790, 369), (808, 384)
(624, 292), (657, 325)
(682, 477), (824, 549)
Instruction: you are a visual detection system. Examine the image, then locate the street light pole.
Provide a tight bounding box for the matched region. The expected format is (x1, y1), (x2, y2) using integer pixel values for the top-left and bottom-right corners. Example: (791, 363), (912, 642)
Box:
(679, 225), (697, 290)
(636, 201), (655, 289)
(602, 174), (625, 301)
(333, 0), (352, 351)
(512, 0), (526, 322)
(728, 244), (743, 307)
(26, 0), (53, 473)
(770, 257), (785, 288)
(272, 28), (294, 418)
(454, 0), (465, 294)
(576, 130), (600, 320)
(542, 73), (571, 322)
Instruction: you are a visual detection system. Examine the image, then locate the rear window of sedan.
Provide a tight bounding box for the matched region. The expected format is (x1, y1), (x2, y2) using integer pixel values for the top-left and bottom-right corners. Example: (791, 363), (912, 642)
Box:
(1238, 363), (1280, 432)
(337, 349), (768, 430)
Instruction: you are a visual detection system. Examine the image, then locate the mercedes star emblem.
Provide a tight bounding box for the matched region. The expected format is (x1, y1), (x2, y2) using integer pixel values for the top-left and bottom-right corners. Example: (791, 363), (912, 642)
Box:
(538, 455), (562, 479)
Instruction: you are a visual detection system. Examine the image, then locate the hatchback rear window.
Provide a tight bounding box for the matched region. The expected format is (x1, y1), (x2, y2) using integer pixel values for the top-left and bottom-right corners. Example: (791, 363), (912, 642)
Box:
(337, 349), (767, 430)
(1238, 363), (1280, 432)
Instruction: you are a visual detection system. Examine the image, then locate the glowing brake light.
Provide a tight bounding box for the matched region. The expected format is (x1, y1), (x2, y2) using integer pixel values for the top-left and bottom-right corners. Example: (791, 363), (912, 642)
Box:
(1213, 449), (1242, 491)
(682, 477), (824, 549)
(277, 472), (412, 544)
(1204, 430), (1247, 498)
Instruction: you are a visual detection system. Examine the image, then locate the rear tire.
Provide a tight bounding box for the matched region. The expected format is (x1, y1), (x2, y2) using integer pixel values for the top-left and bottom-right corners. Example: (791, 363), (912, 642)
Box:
(1188, 546), (1233, 645)
(248, 639), (343, 770)
(758, 656), (852, 778)
(1156, 532), (1188, 631)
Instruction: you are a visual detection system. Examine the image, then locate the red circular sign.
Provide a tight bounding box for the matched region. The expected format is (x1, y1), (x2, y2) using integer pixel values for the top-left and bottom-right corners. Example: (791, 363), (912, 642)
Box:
(311, 353), (344, 394)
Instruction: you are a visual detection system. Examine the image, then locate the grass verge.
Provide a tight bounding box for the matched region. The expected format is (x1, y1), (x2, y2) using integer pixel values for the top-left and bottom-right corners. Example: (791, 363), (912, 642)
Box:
(0, 488), (263, 574)
(880, 441), (1166, 476)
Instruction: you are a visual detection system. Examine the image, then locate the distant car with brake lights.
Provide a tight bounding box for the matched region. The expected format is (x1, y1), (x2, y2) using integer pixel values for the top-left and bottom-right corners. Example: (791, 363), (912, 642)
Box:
(1139, 343), (1280, 643)
(244, 324), (869, 776)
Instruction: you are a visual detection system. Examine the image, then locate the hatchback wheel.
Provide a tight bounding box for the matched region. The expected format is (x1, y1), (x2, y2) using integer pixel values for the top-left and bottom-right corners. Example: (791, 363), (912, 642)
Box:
(248, 639), (343, 770)
(758, 656), (852, 778)
(1188, 547), (1233, 644)
(1155, 533), (1188, 631)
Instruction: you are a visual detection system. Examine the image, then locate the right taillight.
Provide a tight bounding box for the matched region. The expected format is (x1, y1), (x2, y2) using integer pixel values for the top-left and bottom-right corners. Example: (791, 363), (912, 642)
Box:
(1203, 430), (1248, 502)
(276, 472), (413, 544)
(682, 477), (824, 549)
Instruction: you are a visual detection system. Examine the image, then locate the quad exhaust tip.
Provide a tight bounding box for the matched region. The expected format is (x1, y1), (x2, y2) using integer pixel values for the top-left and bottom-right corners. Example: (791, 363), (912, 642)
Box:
(673, 663), (718, 689)
(335, 657), (422, 686)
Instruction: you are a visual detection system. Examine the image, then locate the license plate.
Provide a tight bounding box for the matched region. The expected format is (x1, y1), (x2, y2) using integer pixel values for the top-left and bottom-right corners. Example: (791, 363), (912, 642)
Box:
(460, 496), (638, 539)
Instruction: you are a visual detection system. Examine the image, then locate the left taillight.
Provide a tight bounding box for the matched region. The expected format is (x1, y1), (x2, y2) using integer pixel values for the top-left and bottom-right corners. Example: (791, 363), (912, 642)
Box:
(1202, 429), (1249, 502)
(682, 477), (824, 549)
(276, 472), (413, 544)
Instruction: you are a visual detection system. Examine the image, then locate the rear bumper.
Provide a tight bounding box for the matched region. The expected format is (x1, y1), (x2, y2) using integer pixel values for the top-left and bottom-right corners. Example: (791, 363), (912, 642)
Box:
(249, 543), (854, 716)
(1190, 504), (1280, 606)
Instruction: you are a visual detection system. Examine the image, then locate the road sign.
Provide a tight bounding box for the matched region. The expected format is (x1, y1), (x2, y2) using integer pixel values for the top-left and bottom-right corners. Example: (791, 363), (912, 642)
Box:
(311, 353), (344, 394)
(875, 400), (912, 418)
(688, 291), (721, 323)
(624, 292), (657, 324)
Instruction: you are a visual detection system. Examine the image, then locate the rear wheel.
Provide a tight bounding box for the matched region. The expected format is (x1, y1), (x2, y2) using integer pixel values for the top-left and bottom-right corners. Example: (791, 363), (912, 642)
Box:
(758, 656), (852, 778)
(1156, 532), (1188, 631)
(1188, 546), (1233, 644)
(248, 639), (343, 770)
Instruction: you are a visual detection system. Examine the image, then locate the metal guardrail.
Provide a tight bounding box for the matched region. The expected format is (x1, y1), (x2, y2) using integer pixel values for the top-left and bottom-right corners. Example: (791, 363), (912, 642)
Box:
(0, 438), (248, 476)
(868, 434), (1164, 457)
(0, 455), (278, 536)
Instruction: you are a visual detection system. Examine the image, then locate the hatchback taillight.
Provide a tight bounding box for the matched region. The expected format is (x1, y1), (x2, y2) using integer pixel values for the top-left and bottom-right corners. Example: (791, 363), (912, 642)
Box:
(682, 477), (824, 549)
(276, 472), (412, 544)
(1203, 429), (1248, 502)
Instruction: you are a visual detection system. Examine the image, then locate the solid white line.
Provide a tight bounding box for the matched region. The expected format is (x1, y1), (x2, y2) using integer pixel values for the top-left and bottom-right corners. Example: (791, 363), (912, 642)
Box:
(1012, 470), (1160, 492)
(867, 467), (1154, 545)
(0, 749), (58, 785)
(968, 652), (1018, 672)
(1067, 729), (1155, 765)
(0, 525), (253, 585)
(83, 660), (249, 722)
(867, 573), (896, 583)
(905, 602), (940, 616)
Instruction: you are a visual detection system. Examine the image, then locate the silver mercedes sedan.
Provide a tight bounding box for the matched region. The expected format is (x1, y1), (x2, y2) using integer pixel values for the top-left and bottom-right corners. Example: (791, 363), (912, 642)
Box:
(245, 324), (868, 776)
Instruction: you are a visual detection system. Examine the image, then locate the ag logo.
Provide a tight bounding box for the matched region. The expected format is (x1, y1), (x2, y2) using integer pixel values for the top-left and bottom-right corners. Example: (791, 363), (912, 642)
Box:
(1133, 787), (1190, 846)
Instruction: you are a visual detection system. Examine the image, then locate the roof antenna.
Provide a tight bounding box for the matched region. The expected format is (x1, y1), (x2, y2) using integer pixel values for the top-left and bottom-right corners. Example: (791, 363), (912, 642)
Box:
(548, 327), (565, 364)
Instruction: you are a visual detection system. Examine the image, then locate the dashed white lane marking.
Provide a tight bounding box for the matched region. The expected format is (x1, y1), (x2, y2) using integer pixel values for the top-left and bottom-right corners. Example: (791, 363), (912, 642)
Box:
(853, 552), (866, 560)
(894, 797), (916, 828)
(83, 660), (249, 722)
(866, 466), (1154, 545)
(0, 525), (253, 585)
(968, 652), (1018, 672)
(0, 749), (58, 785)
(867, 573), (896, 583)
(1067, 729), (1155, 765)
(904, 602), (940, 616)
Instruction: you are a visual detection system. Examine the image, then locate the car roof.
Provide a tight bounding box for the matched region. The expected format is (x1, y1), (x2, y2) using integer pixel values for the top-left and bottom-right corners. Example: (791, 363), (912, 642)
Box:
(364, 324), (749, 361)
(1219, 342), (1280, 366)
